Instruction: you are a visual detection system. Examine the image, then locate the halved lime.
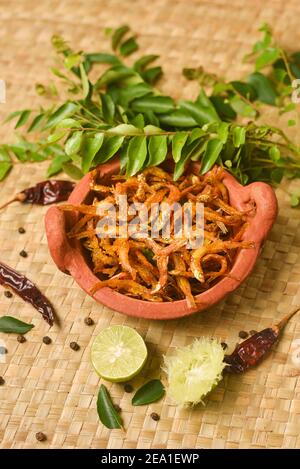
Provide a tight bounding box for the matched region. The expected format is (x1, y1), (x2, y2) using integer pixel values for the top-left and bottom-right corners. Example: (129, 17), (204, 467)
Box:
(91, 325), (148, 382)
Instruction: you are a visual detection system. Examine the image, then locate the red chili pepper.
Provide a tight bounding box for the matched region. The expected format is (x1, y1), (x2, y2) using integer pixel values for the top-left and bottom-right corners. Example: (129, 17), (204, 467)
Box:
(0, 180), (75, 210)
(224, 308), (300, 373)
(0, 261), (55, 326)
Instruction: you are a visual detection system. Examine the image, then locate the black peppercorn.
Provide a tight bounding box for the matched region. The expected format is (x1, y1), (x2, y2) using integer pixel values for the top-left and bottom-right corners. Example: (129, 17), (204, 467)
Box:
(150, 412), (160, 421)
(238, 330), (249, 339)
(249, 330), (258, 336)
(4, 290), (13, 298)
(19, 250), (28, 258)
(18, 227), (26, 234)
(35, 432), (47, 442)
(70, 342), (80, 351)
(124, 383), (133, 393)
(0, 376), (5, 385)
(84, 317), (94, 326)
(17, 335), (26, 343)
(42, 336), (52, 345)
(221, 342), (228, 350)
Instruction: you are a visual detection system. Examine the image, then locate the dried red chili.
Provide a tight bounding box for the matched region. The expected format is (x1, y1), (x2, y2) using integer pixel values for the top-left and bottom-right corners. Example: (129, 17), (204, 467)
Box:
(0, 261), (55, 326)
(224, 308), (299, 373)
(0, 180), (75, 210)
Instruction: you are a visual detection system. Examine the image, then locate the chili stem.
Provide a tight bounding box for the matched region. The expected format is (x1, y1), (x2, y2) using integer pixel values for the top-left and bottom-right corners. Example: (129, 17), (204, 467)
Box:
(275, 307), (300, 331)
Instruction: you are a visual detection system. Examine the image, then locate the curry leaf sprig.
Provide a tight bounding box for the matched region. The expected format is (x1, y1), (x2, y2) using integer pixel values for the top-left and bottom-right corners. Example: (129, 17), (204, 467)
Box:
(1, 24), (300, 187)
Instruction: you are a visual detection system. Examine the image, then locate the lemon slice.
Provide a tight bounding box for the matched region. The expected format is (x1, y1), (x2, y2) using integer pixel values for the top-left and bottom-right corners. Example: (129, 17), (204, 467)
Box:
(91, 325), (148, 382)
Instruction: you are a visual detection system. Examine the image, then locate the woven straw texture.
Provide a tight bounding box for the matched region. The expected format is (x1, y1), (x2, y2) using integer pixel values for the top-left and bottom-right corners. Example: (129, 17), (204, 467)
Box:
(1, 0), (300, 449)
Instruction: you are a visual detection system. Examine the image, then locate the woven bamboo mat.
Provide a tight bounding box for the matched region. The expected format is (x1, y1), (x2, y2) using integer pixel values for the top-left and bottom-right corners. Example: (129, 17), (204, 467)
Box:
(0, 0), (300, 449)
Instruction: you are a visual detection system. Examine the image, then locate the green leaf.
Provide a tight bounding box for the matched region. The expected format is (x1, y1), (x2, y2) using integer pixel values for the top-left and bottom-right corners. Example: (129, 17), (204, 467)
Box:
(0, 147), (11, 162)
(96, 66), (136, 88)
(47, 130), (66, 143)
(65, 131), (83, 156)
(28, 113), (45, 132)
(134, 55), (159, 73)
(148, 135), (168, 166)
(229, 95), (256, 117)
(218, 122), (229, 143)
(97, 384), (123, 429)
(112, 25), (130, 51)
(86, 53), (121, 66)
(107, 124), (141, 135)
(0, 162), (12, 181)
(120, 37), (138, 57)
(80, 63), (89, 99)
(114, 83), (152, 107)
(210, 96), (237, 121)
(81, 133), (104, 173)
(255, 47), (280, 71)
(0, 316), (34, 334)
(3, 110), (23, 123)
(179, 99), (220, 125)
(159, 110), (198, 128)
(57, 118), (81, 129)
(62, 162), (84, 180)
(232, 126), (246, 147)
(271, 167), (284, 184)
(142, 66), (163, 85)
(131, 96), (174, 114)
(44, 102), (78, 129)
(100, 93), (115, 124)
(132, 379), (165, 406)
(143, 125), (163, 135)
(269, 145), (280, 162)
(47, 154), (71, 177)
(200, 138), (224, 174)
(288, 119), (296, 127)
(230, 81), (257, 101)
(64, 53), (82, 70)
(247, 72), (277, 105)
(172, 132), (188, 162)
(126, 135), (147, 176)
(15, 110), (31, 129)
(94, 135), (124, 164)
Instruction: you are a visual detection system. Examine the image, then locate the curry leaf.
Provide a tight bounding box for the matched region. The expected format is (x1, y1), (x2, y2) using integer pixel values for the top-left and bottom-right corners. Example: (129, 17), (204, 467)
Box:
(0, 162), (12, 181)
(28, 113), (45, 132)
(132, 379), (165, 406)
(44, 102), (78, 129)
(159, 110), (198, 128)
(232, 126), (246, 148)
(131, 96), (174, 114)
(126, 135), (147, 176)
(62, 162), (84, 180)
(94, 135), (124, 164)
(134, 55), (159, 72)
(97, 384), (123, 429)
(120, 37), (138, 57)
(0, 316), (34, 334)
(172, 132), (189, 162)
(15, 110), (31, 129)
(80, 63), (90, 99)
(247, 72), (277, 105)
(81, 133), (104, 173)
(112, 25), (130, 51)
(148, 135), (168, 166)
(142, 66), (163, 85)
(101, 93), (115, 123)
(47, 153), (71, 177)
(200, 138), (223, 174)
(65, 131), (83, 156)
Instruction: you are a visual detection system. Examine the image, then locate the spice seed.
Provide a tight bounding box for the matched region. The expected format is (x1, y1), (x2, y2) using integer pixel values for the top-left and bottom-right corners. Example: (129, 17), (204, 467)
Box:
(84, 317), (94, 326)
(18, 227), (26, 234)
(17, 335), (26, 343)
(124, 383), (133, 393)
(150, 412), (160, 421)
(4, 290), (13, 298)
(250, 330), (258, 336)
(35, 432), (47, 442)
(70, 342), (80, 351)
(0, 376), (5, 386)
(238, 330), (249, 339)
(42, 336), (52, 345)
(221, 342), (228, 350)
(19, 250), (28, 258)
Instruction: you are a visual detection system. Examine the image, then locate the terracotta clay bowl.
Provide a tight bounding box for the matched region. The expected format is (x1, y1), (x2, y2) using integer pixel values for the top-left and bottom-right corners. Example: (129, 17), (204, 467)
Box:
(45, 160), (278, 320)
